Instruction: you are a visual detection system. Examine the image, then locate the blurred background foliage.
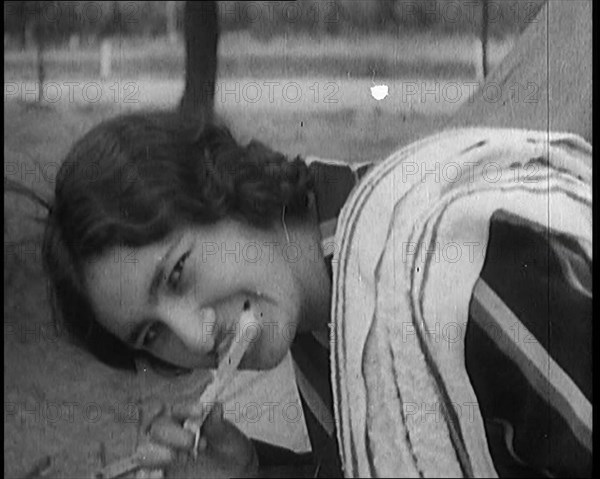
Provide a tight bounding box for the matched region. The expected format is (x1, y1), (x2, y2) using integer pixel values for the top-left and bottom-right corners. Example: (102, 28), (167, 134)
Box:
(4, 0), (545, 49)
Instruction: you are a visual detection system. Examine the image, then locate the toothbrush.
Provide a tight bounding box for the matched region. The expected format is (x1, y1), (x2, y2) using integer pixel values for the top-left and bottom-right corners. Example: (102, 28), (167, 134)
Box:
(182, 306), (257, 455)
(91, 307), (257, 479)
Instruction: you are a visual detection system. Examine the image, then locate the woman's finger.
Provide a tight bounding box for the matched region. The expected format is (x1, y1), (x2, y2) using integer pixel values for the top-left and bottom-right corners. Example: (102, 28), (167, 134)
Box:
(148, 416), (195, 450)
(138, 398), (165, 435)
(169, 400), (198, 421)
(201, 403), (227, 438)
(134, 442), (175, 469)
(201, 404), (256, 460)
(169, 398), (216, 422)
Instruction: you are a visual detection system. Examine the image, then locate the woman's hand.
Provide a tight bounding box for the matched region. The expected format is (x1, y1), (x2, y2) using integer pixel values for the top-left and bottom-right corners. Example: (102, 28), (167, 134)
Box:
(137, 401), (258, 478)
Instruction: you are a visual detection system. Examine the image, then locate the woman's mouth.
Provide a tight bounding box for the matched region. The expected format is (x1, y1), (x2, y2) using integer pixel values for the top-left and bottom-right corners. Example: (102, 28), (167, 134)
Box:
(214, 301), (261, 367)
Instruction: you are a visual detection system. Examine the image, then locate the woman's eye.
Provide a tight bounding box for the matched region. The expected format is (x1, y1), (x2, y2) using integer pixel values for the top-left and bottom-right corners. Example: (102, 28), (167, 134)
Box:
(142, 323), (161, 347)
(168, 251), (190, 289)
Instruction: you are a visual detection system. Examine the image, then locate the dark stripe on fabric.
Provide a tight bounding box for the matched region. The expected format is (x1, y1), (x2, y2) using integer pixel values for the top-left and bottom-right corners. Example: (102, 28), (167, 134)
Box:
(310, 158), (373, 476)
(297, 392), (343, 477)
(292, 332), (343, 478)
(309, 162), (359, 224)
(253, 439), (314, 468)
(480, 212), (592, 401)
(460, 140), (488, 154)
(292, 334), (335, 418)
(465, 319), (593, 477)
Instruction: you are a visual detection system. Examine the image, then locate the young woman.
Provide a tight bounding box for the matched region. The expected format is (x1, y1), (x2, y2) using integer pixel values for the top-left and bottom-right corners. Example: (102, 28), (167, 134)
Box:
(43, 112), (351, 477)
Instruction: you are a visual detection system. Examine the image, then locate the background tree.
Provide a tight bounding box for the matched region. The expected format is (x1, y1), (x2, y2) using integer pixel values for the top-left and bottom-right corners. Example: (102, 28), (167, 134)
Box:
(179, 0), (219, 125)
(31, 0), (59, 101)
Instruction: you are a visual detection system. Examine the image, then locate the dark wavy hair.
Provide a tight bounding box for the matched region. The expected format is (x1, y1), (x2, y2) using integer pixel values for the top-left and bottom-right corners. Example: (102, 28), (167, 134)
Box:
(41, 111), (313, 370)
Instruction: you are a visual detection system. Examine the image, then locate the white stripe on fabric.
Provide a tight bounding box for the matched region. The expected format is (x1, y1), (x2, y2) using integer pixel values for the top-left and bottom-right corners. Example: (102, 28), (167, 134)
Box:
(471, 279), (593, 453)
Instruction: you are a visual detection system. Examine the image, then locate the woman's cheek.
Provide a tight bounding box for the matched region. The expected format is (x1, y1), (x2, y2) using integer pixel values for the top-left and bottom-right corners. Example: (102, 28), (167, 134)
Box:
(242, 340), (287, 370)
(258, 318), (298, 370)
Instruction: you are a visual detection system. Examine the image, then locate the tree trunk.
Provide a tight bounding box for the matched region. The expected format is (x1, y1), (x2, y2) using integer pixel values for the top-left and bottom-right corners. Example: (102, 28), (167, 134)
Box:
(179, 1), (219, 126)
(481, 0), (489, 78)
(100, 38), (112, 80)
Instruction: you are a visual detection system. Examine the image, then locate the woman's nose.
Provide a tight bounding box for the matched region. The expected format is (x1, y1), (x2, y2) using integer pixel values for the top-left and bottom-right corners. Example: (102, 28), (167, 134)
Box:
(168, 306), (218, 354)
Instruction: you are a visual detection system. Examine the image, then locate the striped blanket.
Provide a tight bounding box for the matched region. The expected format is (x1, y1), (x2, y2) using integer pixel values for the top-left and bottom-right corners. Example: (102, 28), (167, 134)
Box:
(330, 128), (592, 477)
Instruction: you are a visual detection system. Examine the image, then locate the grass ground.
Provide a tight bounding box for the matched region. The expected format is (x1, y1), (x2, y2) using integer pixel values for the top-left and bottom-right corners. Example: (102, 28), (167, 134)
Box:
(4, 32), (506, 477)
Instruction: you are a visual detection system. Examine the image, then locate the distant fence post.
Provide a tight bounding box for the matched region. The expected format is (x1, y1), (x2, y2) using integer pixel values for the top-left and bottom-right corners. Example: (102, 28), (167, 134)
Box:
(473, 36), (484, 83)
(68, 34), (80, 51)
(100, 38), (112, 80)
(35, 32), (45, 102)
(166, 1), (178, 45)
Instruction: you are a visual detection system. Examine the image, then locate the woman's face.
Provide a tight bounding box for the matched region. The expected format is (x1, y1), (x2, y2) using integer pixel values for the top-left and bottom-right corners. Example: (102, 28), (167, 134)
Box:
(84, 219), (320, 371)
